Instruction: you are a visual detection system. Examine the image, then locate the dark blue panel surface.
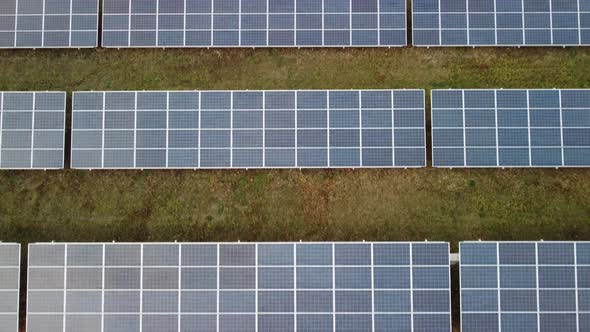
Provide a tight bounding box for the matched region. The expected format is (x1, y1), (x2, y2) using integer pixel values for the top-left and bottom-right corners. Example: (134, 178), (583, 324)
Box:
(72, 90), (425, 169)
(1, 92), (66, 169)
(432, 89), (590, 167)
(0, 244), (20, 332)
(413, 0), (588, 46)
(460, 241), (589, 332)
(0, 0), (98, 48)
(103, 0), (406, 47)
(28, 242), (450, 332)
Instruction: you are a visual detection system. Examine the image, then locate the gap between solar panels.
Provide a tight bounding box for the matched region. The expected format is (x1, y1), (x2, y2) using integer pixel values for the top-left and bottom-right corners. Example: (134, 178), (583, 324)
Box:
(71, 90), (427, 169)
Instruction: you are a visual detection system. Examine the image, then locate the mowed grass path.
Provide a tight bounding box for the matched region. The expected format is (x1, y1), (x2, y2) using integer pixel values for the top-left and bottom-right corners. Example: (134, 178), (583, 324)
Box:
(0, 48), (590, 250)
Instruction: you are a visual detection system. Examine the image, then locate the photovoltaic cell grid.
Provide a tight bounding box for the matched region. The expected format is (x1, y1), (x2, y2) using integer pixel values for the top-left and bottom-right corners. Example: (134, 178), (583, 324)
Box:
(460, 241), (590, 332)
(412, 0), (590, 46)
(26, 242), (451, 332)
(0, 0), (99, 48)
(101, 0), (407, 47)
(431, 89), (590, 168)
(0, 92), (66, 169)
(71, 90), (426, 169)
(0, 243), (20, 332)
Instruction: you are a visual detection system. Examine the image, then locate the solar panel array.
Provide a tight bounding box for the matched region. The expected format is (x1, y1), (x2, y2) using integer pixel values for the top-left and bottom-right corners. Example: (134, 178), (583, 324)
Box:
(431, 89), (590, 168)
(0, 0), (99, 48)
(101, 0), (407, 48)
(460, 241), (590, 332)
(26, 242), (451, 332)
(0, 243), (20, 332)
(412, 0), (590, 46)
(0, 92), (66, 169)
(4, 0), (590, 48)
(71, 90), (426, 169)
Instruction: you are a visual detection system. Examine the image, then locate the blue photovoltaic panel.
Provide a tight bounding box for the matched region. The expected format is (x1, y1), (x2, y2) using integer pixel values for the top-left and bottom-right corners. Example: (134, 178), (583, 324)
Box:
(431, 89), (590, 168)
(26, 242), (451, 332)
(101, 0), (407, 48)
(0, 243), (20, 332)
(0, 92), (66, 169)
(412, 0), (590, 46)
(460, 241), (590, 332)
(0, 0), (99, 48)
(71, 90), (426, 169)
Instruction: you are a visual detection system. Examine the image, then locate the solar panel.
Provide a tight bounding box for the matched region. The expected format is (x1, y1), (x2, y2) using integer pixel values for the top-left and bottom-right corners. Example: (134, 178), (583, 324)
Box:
(0, 0), (99, 48)
(0, 243), (21, 332)
(412, 0), (590, 46)
(460, 241), (590, 332)
(431, 89), (590, 168)
(26, 242), (451, 332)
(71, 90), (426, 169)
(101, 0), (407, 48)
(0, 92), (66, 169)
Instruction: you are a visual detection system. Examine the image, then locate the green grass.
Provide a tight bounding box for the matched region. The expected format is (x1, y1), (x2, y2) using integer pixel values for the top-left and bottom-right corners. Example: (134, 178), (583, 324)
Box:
(2, 47), (590, 331)
(1, 48), (590, 253)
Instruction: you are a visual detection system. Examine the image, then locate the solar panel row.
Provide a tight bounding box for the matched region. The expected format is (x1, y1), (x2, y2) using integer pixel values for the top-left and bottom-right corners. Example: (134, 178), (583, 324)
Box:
(102, 0), (407, 47)
(0, 92), (66, 169)
(26, 242), (451, 332)
(432, 89), (590, 168)
(0, 243), (21, 332)
(0, 0), (99, 48)
(2, 0), (590, 49)
(8, 241), (590, 332)
(3, 0), (590, 48)
(71, 90), (426, 169)
(460, 241), (590, 332)
(413, 0), (590, 46)
(1, 89), (590, 169)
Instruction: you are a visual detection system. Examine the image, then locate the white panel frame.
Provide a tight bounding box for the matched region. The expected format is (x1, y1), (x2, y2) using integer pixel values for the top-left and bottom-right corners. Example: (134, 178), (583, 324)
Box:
(0, 91), (66, 170)
(0, 0), (99, 49)
(101, 0), (408, 48)
(431, 89), (590, 168)
(0, 243), (21, 332)
(459, 241), (590, 332)
(411, 0), (590, 47)
(26, 241), (451, 332)
(71, 90), (426, 170)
